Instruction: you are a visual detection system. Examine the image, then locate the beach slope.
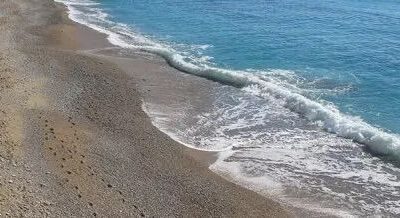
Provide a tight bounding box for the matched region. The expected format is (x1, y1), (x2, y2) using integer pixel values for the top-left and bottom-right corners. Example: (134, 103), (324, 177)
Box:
(0, 0), (289, 217)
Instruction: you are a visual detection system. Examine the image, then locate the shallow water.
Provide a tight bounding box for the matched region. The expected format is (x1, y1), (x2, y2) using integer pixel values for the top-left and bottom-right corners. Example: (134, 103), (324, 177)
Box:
(98, 0), (400, 134)
(56, 0), (400, 216)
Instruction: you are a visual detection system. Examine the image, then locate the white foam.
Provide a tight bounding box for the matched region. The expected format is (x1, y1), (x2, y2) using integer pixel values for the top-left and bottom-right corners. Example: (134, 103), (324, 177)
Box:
(144, 47), (400, 159)
(56, 0), (99, 6)
(195, 95), (400, 216)
(55, 0), (400, 215)
(54, 0), (400, 160)
(211, 150), (358, 218)
(141, 103), (232, 152)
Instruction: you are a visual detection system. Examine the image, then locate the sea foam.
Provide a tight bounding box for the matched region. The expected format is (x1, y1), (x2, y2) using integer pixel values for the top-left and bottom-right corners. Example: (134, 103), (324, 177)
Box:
(54, 0), (400, 216)
(55, 0), (400, 160)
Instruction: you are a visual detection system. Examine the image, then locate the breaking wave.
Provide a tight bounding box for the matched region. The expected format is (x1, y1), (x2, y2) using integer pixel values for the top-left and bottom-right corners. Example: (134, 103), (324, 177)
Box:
(56, 0), (400, 160)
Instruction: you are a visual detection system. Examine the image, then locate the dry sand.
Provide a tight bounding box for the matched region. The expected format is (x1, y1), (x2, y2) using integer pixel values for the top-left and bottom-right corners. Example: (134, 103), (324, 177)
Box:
(0, 0), (292, 217)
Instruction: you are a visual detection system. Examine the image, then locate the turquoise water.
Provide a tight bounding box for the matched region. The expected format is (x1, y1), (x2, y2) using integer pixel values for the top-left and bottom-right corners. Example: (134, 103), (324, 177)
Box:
(99, 0), (400, 134)
(57, 0), (400, 216)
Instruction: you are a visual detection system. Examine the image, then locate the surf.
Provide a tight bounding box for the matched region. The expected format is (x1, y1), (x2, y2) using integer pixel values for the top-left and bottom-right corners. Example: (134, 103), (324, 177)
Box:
(54, 0), (400, 216)
(56, 0), (400, 161)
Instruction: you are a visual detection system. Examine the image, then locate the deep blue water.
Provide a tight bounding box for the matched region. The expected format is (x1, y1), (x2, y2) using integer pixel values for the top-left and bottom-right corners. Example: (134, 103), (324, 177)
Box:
(96, 0), (400, 134)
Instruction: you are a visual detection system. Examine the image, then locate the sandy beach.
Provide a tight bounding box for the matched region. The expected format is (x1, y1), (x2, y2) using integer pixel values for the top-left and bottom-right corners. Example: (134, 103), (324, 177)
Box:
(0, 0), (291, 217)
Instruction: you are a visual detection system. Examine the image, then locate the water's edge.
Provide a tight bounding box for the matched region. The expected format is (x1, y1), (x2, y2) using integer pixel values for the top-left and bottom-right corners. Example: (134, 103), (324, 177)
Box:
(55, 0), (400, 216)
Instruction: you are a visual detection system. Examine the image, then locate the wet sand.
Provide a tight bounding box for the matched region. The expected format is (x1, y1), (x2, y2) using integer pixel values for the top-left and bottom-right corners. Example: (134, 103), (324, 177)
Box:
(0, 0), (292, 217)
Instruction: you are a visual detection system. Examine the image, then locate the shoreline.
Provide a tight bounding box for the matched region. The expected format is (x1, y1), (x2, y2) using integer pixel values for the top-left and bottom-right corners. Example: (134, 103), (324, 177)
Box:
(61, 2), (337, 217)
(0, 0), (293, 216)
(33, 0), (400, 217)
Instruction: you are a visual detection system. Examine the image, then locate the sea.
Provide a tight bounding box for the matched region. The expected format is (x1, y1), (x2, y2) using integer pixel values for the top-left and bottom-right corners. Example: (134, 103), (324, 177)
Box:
(55, 0), (400, 216)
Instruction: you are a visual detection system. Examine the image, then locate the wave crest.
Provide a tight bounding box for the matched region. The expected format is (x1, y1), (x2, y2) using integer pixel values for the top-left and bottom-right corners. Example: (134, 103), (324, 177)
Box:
(55, 0), (400, 159)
